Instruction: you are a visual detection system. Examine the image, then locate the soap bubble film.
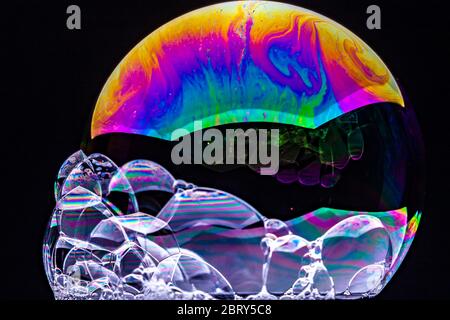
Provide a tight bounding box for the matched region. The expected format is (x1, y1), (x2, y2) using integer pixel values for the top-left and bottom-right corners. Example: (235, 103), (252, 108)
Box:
(92, 1), (403, 140)
(44, 151), (421, 300)
(44, 1), (425, 300)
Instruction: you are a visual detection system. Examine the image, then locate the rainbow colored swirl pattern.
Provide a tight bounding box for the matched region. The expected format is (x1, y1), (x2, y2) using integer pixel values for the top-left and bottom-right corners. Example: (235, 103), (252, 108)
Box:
(91, 1), (404, 140)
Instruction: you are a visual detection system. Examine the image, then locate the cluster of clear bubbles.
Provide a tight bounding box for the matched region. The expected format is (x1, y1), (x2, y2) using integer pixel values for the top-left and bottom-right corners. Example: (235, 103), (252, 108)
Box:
(44, 150), (404, 300)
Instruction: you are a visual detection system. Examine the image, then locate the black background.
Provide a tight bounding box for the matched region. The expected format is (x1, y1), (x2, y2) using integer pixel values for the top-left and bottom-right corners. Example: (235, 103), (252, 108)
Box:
(4, 0), (450, 300)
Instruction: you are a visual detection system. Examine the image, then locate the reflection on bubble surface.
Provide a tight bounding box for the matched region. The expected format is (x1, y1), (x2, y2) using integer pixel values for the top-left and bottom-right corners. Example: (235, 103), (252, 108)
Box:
(43, 151), (420, 300)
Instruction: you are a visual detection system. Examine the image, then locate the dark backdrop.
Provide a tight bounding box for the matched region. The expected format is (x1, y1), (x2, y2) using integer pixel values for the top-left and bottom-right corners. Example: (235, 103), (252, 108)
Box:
(4, 0), (450, 299)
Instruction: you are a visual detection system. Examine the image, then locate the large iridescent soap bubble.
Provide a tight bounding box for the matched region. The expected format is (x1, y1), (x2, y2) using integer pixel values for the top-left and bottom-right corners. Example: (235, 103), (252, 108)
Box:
(44, 1), (424, 300)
